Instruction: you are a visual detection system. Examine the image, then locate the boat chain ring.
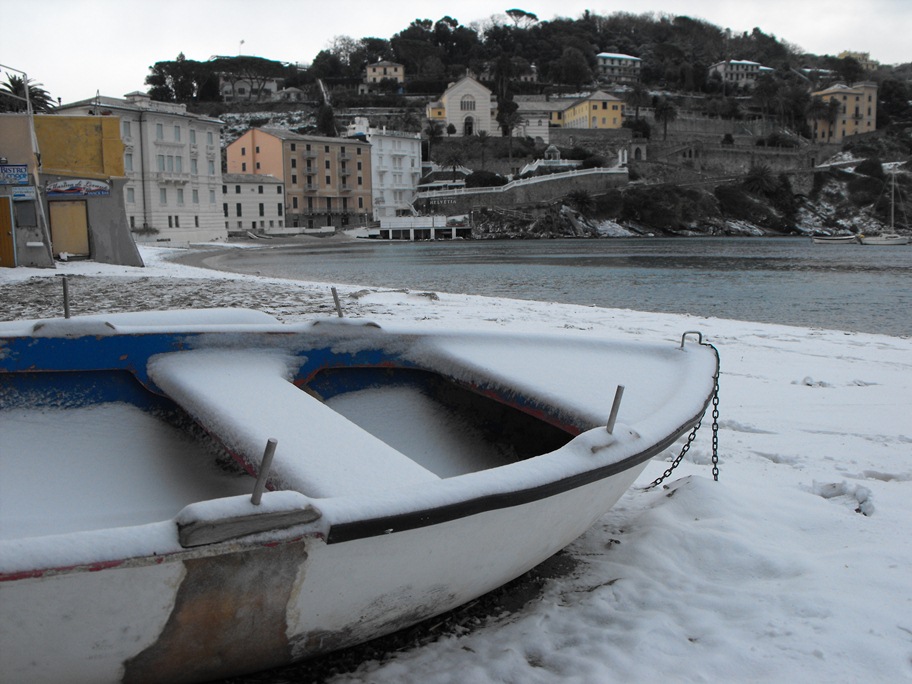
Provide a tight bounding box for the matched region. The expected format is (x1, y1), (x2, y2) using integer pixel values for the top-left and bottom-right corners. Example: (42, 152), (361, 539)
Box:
(645, 335), (721, 490)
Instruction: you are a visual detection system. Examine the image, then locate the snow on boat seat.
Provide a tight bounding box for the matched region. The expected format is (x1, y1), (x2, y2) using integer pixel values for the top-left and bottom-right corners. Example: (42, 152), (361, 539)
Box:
(147, 350), (440, 498)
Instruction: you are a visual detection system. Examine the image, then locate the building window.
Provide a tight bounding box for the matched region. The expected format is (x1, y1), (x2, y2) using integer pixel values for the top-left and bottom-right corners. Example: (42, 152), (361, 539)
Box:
(259, 203), (264, 217)
(277, 186), (282, 194)
(236, 203), (242, 217)
(192, 189), (199, 203)
(195, 216), (199, 227)
(168, 215), (173, 228)
(325, 175), (331, 185)
(324, 145), (330, 153)
(277, 203), (283, 216)
(357, 176), (363, 185)
(292, 197), (298, 209)
(156, 123), (163, 140)
(325, 160), (330, 169)
(122, 120), (132, 138)
(241, 147), (247, 156)
(291, 158), (297, 168)
(174, 125), (181, 141)
(207, 131), (214, 145)
(160, 188), (167, 204)
(241, 162), (247, 172)
(291, 175), (297, 185)
(223, 203), (228, 217)
(174, 216), (180, 228)
(130, 216), (135, 228)
(358, 197), (363, 209)
(209, 189), (216, 203)
(357, 161), (362, 170)
(125, 153), (133, 171)
(255, 162), (260, 170)
(255, 146), (260, 153)
(177, 188), (184, 205)
(127, 187), (135, 203)
(258, 185), (263, 194)
(460, 96), (475, 111)
(291, 144), (296, 151)
(157, 155), (165, 172)
(235, 185), (241, 194)
(190, 129), (196, 144)
(208, 160), (216, 174)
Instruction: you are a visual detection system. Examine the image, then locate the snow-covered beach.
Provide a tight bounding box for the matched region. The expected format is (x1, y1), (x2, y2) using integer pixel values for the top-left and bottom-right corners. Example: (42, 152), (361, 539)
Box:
(2, 243), (911, 683)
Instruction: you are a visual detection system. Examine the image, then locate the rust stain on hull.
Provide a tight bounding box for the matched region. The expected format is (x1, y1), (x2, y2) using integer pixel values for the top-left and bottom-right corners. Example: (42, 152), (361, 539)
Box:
(123, 541), (307, 684)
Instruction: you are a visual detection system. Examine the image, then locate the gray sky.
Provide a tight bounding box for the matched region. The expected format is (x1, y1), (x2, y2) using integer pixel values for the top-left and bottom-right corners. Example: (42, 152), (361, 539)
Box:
(5, 0), (909, 104)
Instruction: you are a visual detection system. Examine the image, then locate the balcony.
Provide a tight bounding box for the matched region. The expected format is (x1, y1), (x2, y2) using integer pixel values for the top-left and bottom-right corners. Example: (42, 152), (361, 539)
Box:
(303, 184), (317, 192)
(304, 150), (318, 160)
(339, 184), (353, 193)
(338, 152), (352, 162)
(154, 171), (191, 184)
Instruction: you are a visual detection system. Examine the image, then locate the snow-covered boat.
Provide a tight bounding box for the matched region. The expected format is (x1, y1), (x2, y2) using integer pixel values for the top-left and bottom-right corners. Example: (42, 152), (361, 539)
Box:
(0, 308), (719, 684)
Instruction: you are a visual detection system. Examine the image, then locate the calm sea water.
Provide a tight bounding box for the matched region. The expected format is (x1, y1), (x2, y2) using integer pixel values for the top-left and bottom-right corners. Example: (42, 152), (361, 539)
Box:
(206, 237), (912, 337)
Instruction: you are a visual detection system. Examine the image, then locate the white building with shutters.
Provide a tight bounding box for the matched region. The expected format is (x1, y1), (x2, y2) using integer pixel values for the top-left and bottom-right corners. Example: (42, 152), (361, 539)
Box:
(55, 92), (227, 244)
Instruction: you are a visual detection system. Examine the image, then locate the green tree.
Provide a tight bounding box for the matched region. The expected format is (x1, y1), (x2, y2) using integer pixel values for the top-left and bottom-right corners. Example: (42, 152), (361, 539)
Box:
(558, 47), (592, 89)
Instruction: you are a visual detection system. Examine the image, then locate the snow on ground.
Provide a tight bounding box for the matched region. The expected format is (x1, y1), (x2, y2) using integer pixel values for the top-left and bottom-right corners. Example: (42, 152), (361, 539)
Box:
(2, 244), (911, 683)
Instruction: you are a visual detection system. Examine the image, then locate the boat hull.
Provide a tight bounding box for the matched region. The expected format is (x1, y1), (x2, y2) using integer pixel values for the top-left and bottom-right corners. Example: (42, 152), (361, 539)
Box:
(0, 310), (718, 683)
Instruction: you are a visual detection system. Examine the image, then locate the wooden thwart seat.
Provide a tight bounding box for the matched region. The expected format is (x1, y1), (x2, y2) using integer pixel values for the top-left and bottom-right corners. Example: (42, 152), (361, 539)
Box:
(148, 350), (440, 498)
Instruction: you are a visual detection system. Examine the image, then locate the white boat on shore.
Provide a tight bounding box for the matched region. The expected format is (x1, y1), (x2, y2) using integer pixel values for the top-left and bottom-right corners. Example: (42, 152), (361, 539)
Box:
(812, 234), (858, 244)
(0, 308), (720, 684)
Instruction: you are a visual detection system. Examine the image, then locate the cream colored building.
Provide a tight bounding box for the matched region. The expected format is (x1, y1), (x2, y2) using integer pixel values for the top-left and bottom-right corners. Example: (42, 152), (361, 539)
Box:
(222, 173), (286, 236)
(365, 61), (405, 85)
(709, 60), (762, 88)
(425, 76), (497, 136)
(596, 53), (642, 84)
(54, 92), (227, 245)
(809, 82), (878, 143)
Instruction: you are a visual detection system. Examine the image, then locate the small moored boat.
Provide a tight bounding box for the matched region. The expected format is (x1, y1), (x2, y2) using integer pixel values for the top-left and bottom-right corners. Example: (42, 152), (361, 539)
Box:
(0, 308), (719, 683)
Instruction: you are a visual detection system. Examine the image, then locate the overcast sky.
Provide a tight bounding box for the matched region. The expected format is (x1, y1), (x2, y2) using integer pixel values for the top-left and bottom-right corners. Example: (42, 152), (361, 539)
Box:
(5, 0), (909, 105)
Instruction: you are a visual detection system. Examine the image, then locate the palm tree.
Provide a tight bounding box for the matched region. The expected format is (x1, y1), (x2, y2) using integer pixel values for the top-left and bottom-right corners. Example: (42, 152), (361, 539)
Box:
(0, 74), (55, 112)
(625, 83), (650, 121)
(424, 120), (443, 159)
(476, 131), (490, 170)
(442, 146), (465, 185)
(653, 98), (678, 141)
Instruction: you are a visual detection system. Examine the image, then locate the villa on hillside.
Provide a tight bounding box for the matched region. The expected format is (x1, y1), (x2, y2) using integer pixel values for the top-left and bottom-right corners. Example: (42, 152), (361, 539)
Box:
(708, 59), (773, 89)
(808, 82), (878, 143)
(595, 53), (642, 84)
(551, 91), (626, 129)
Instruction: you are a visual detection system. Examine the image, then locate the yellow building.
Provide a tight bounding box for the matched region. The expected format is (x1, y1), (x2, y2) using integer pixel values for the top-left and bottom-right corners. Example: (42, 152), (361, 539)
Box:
(0, 113), (141, 267)
(810, 82), (878, 143)
(553, 91), (625, 129)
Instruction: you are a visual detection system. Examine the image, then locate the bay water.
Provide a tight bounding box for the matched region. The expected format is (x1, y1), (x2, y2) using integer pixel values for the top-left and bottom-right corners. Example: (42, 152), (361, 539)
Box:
(204, 237), (911, 337)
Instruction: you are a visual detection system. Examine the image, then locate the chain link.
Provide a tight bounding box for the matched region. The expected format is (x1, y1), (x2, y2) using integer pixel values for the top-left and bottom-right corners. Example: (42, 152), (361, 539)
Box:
(645, 338), (720, 489)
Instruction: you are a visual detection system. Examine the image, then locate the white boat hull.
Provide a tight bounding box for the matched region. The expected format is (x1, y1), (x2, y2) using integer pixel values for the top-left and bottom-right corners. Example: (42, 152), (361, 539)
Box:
(0, 310), (718, 683)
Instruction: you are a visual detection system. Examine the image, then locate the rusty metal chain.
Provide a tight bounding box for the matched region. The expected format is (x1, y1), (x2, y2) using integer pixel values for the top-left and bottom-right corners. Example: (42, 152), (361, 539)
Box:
(645, 337), (720, 489)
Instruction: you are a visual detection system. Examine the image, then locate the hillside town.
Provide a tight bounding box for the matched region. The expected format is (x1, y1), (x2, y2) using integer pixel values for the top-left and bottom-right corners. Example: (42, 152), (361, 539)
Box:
(1, 11), (911, 267)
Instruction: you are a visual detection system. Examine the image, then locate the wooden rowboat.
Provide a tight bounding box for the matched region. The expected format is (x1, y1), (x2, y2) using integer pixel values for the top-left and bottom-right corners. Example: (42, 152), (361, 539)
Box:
(0, 308), (719, 683)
